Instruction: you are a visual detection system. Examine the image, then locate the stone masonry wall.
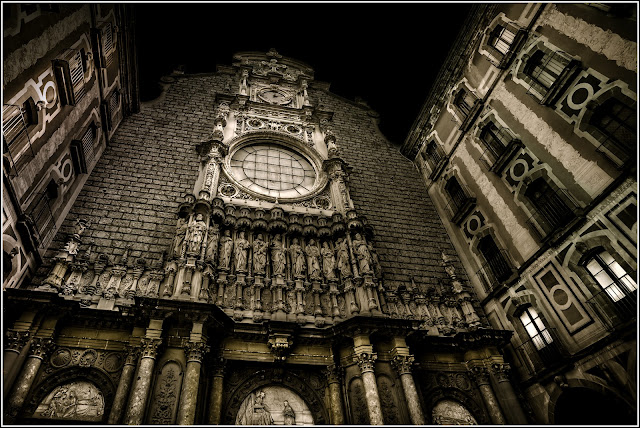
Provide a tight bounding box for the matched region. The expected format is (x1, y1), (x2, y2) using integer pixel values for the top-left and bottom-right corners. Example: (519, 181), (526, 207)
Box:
(34, 71), (474, 300)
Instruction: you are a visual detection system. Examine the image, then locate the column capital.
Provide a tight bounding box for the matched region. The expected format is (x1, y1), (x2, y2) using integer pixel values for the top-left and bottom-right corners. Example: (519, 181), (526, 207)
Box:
(124, 345), (141, 366)
(323, 363), (343, 384)
(391, 354), (415, 375)
(5, 330), (30, 353)
(468, 366), (490, 386)
(490, 363), (512, 382)
(353, 352), (377, 374)
(140, 337), (162, 360)
(185, 341), (210, 363)
(27, 337), (55, 360)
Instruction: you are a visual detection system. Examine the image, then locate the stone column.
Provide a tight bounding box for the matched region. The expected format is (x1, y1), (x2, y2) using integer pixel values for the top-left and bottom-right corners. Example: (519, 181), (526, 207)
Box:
(176, 341), (210, 425)
(469, 366), (506, 424)
(490, 363), (528, 424)
(108, 346), (140, 424)
(207, 358), (226, 424)
(7, 338), (54, 420)
(354, 352), (384, 425)
(3, 330), (30, 396)
(123, 338), (161, 425)
(391, 355), (425, 425)
(324, 364), (345, 424)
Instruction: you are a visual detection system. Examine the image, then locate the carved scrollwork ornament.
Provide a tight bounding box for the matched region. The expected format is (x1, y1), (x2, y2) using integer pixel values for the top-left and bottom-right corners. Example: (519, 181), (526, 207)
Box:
(353, 352), (377, 373)
(28, 337), (55, 360)
(185, 341), (210, 363)
(490, 363), (511, 382)
(468, 366), (490, 386)
(391, 355), (415, 375)
(5, 330), (30, 353)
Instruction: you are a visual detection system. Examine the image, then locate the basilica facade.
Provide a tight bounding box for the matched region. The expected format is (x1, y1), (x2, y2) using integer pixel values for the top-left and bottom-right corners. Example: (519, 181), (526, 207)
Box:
(3, 3), (636, 426)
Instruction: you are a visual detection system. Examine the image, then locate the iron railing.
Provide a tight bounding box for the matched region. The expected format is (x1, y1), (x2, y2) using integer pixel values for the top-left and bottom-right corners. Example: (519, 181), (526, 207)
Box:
(587, 285), (637, 331)
(524, 187), (580, 241)
(475, 249), (514, 294)
(515, 328), (565, 376)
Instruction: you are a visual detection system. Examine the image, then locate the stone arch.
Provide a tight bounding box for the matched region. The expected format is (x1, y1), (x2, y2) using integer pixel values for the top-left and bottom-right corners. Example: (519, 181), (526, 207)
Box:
(424, 387), (487, 424)
(222, 368), (328, 425)
(22, 366), (116, 422)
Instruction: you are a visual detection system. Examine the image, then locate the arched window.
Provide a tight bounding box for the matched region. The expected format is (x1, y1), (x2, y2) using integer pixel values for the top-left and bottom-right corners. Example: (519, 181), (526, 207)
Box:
(519, 307), (553, 350)
(589, 97), (636, 161)
(584, 250), (637, 302)
(523, 178), (576, 238)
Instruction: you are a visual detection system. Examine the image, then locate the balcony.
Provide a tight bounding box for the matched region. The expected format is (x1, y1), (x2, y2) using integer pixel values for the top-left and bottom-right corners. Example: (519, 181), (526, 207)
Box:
(515, 328), (567, 376)
(475, 249), (515, 294)
(586, 286), (637, 331)
(524, 188), (581, 243)
(478, 136), (524, 176)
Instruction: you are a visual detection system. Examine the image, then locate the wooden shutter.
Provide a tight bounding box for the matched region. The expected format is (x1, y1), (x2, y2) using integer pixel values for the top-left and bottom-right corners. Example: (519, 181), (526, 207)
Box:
(101, 22), (114, 67)
(53, 48), (85, 105)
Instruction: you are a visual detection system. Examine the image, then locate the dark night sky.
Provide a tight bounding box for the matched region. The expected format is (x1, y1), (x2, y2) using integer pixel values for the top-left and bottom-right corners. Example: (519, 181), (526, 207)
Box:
(135, 3), (472, 145)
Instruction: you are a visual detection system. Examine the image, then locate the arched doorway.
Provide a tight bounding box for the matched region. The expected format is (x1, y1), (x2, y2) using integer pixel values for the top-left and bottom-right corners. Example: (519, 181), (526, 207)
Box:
(554, 387), (635, 425)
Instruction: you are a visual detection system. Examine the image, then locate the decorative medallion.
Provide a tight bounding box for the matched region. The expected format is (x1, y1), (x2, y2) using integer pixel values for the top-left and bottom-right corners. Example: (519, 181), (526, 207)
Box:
(50, 348), (73, 368)
(103, 353), (124, 373)
(219, 183), (239, 198)
(78, 349), (98, 367)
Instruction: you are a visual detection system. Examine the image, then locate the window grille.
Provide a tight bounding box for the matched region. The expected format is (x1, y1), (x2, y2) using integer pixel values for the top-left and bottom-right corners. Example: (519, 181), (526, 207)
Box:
(591, 98), (636, 163)
(585, 251), (637, 302)
(524, 178), (576, 237)
(82, 126), (95, 165)
(523, 49), (571, 98)
(520, 307), (553, 350)
(479, 122), (508, 159)
(423, 141), (443, 170)
(477, 235), (512, 285)
(445, 177), (467, 211)
(29, 189), (56, 247)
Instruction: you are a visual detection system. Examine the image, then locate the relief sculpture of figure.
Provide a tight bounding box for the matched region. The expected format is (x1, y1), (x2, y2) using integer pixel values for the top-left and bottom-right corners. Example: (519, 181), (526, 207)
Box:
(283, 400), (295, 425)
(368, 241), (382, 279)
(270, 234), (286, 276)
(171, 218), (188, 258)
(218, 230), (233, 270)
(336, 238), (352, 278)
(305, 239), (321, 280)
(187, 214), (207, 255)
(290, 238), (305, 278)
(253, 234), (268, 275)
(321, 241), (336, 280)
(252, 391), (273, 425)
(205, 223), (220, 264)
(352, 233), (372, 274)
(234, 230), (251, 273)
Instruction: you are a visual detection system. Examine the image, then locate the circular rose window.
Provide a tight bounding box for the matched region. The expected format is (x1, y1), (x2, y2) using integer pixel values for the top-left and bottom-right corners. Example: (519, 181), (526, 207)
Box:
(229, 144), (317, 199)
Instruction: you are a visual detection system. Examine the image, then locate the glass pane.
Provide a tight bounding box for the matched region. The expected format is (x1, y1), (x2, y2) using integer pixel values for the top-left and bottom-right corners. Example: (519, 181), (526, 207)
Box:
(534, 317), (546, 332)
(520, 311), (531, 324)
(605, 284), (625, 302)
(525, 323), (538, 337)
(541, 329), (553, 344)
(532, 335), (545, 350)
(619, 275), (638, 293)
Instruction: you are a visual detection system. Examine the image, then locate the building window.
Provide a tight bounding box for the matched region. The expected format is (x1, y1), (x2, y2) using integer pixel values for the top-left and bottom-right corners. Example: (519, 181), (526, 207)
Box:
(70, 125), (96, 174)
(584, 250), (637, 302)
(100, 22), (115, 68)
(523, 178), (576, 238)
(22, 97), (38, 127)
(520, 307), (553, 350)
(520, 46), (575, 102)
(477, 235), (512, 287)
(53, 48), (86, 106)
(489, 25), (515, 56)
(422, 141), (444, 171)
(479, 121), (509, 160)
(28, 180), (58, 245)
(454, 89), (476, 120)
(445, 177), (467, 211)
(590, 97), (636, 162)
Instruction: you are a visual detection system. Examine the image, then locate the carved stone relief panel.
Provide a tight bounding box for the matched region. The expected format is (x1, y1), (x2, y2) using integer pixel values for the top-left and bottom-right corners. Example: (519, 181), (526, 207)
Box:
(376, 374), (402, 424)
(34, 381), (105, 421)
(147, 360), (183, 425)
(348, 377), (370, 425)
(432, 399), (477, 425)
(235, 386), (314, 425)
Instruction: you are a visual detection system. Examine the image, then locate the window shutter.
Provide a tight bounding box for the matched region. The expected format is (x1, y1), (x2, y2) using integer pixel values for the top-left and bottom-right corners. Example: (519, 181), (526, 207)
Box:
(2, 104), (29, 150)
(53, 48), (85, 105)
(101, 23), (114, 67)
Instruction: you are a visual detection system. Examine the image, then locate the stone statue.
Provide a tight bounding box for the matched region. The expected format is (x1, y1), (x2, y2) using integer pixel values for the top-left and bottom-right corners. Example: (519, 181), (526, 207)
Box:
(218, 230), (233, 270)
(353, 233), (372, 274)
(234, 231), (251, 272)
(171, 218), (188, 258)
(270, 234), (286, 276)
(205, 223), (220, 264)
(253, 234), (268, 275)
(321, 241), (336, 280)
(290, 238), (305, 278)
(336, 238), (352, 278)
(252, 390), (273, 425)
(283, 400), (295, 425)
(187, 214), (207, 255)
(305, 239), (321, 280)
(368, 241), (382, 278)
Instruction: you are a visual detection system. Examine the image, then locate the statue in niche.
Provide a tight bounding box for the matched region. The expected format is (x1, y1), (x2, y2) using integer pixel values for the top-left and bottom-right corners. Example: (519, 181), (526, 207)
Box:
(171, 218), (188, 258)
(352, 233), (372, 274)
(234, 230), (251, 273)
(368, 241), (382, 278)
(270, 234), (286, 276)
(253, 234), (268, 275)
(252, 390), (274, 425)
(336, 238), (352, 278)
(205, 223), (220, 264)
(218, 230), (233, 270)
(290, 238), (305, 278)
(187, 214), (207, 255)
(305, 239), (321, 280)
(283, 400), (296, 425)
(321, 241), (336, 280)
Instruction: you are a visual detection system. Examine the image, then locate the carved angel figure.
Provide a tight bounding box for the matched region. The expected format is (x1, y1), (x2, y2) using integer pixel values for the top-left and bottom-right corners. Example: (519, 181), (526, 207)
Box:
(305, 239), (321, 280)
(205, 223), (220, 264)
(336, 238), (352, 278)
(218, 230), (233, 270)
(253, 234), (268, 274)
(270, 234), (286, 276)
(321, 241), (336, 280)
(187, 214), (207, 255)
(290, 238), (305, 278)
(234, 231), (251, 272)
(352, 233), (372, 274)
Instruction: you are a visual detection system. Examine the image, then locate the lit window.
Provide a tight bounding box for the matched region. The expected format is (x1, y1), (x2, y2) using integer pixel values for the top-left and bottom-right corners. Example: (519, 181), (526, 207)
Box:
(230, 144), (316, 199)
(489, 25), (516, 55)
(520, 307), (553, 350)
(585, 250), (637, 302)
